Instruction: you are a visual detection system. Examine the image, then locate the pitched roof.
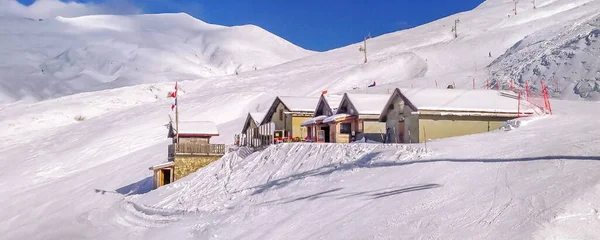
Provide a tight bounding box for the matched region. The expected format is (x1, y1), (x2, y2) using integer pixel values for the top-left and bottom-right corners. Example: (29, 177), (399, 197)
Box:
(342, 93), (392, 115)
(241, 112), (266, 133)
(169, 121), (219, 137)
(397, 88), (536, 113)
(313, 94), (344, 117)
(324, 94), (344, 114)
(261, 96), (319, 125)
(250, 112), (266, 125)
(278, 96), (320, 112)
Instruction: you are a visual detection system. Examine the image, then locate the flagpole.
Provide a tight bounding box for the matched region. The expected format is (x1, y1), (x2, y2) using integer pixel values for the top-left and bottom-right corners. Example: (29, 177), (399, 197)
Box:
(175, 81), (179, 144)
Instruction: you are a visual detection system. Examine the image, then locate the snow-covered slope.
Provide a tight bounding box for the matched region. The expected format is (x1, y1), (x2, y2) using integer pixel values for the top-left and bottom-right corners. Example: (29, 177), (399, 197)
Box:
(488, 13), (600, 100)
(0, 13), (314, 103)
(3, 0), (600, 239)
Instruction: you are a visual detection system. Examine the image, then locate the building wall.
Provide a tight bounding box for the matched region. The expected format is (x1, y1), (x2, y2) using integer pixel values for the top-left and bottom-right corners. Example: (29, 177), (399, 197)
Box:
(404, 114), (420, 143)
(417, 115), (513, 143)
(291, 116), (311, 139)
(272, 102), (287, 132)
(179, 137), (210, 145)
(384, 96), (406, 143)
(174, 155), (222, 180)
(362, 120), (386, 142)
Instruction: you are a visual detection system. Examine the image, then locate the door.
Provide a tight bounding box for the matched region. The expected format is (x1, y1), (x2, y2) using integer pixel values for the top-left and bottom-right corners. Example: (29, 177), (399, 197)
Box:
(321, 126), (331, 142)
(397, 121), (405, 143)
(161, 168), (172, 186)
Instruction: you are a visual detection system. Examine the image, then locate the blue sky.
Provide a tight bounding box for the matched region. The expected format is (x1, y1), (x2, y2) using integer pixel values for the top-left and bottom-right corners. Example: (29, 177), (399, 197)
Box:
(17, 0), (485, 51)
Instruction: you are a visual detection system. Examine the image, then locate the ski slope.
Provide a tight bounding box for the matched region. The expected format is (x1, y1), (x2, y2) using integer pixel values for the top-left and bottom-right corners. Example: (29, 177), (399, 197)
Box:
(2, 0), (600, 239)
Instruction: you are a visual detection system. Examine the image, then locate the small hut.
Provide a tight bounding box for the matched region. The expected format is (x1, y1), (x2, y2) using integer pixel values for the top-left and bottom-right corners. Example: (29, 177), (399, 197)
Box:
(150, 121), (225, 189)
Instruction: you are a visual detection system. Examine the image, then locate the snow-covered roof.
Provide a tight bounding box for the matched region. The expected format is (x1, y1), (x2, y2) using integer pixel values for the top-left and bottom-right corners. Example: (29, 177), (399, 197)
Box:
(278, 96), (320, 112)
(342, 93), (392, 115)
(301, 115), (328, 126)
(323, 113), (352, 124)
(324, 94), (344, 113)
(249, 112), (266, 125)
(242, 112), (266, 133)
(149, 161), (174, 170)
(397, 88), (536, 113)
(173, 121), (219, 136)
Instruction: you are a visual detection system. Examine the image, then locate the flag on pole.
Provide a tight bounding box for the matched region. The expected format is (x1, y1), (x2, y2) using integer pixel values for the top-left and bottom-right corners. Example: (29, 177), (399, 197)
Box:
(170, 83), (178, 111)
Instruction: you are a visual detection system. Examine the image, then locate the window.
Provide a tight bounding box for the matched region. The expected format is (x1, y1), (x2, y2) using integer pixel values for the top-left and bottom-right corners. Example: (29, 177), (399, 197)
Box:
(340, 123), (351, 134)
(279, 109), (283, 121)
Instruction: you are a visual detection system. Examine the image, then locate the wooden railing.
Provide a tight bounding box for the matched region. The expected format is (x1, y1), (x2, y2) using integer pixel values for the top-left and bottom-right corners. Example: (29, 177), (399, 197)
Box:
(168, 143), (226, 156)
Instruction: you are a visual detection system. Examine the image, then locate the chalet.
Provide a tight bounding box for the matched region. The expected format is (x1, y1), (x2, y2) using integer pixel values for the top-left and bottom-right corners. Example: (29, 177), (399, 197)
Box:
(261, 96), (320, 141)
(241, 112), (266, 134)
(379, 88), (538, 143)
(322, 93), (391, 143)
(150, 121), (225, 189)
(300, 94), (343, 142)
(240, 112), (269, 147)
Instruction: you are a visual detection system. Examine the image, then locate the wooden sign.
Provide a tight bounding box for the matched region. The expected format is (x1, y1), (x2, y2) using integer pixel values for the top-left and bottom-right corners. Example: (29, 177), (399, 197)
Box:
(317, 130), (325, 143)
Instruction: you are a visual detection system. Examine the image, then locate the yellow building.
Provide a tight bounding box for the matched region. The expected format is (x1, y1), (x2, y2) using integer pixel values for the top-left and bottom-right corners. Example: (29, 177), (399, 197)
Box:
(261, 96), (320, 141)
(322, 93), (391, 143)
(150, 121), (225, 189)
(379, 88), (539, 143)
(301, 93), (343, 142)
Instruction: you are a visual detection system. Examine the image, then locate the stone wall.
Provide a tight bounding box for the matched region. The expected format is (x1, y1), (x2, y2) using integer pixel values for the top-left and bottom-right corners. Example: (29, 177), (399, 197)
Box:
(174, 155), (222, 180)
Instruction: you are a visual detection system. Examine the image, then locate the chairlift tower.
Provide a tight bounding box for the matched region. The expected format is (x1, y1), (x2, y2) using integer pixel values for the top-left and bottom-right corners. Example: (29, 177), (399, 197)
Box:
(358, 33), (371, 63)
(451, 18), (460, 38)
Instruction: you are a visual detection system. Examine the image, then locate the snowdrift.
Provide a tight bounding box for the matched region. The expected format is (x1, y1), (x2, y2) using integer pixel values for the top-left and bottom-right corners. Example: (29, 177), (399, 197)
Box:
(79, 111), (600, 239)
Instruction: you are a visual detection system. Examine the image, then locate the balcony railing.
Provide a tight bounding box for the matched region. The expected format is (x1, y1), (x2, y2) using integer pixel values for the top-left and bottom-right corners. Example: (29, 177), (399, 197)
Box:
(168, 143), (226, 157)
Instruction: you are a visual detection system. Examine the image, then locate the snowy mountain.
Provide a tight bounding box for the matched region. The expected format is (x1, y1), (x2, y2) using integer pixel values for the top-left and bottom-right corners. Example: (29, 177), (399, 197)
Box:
(488, 12), (600, 100)
(0, 13), (314, 103)
(3, 0), (600, 239)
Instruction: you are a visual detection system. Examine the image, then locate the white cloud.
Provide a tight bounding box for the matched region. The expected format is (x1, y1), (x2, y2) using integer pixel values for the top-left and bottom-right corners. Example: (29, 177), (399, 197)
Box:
(0, 0), (141, 19)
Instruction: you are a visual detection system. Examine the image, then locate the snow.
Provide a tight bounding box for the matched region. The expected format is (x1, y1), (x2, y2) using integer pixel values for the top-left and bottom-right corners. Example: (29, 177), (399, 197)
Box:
(399, 87), (538, 114)
(249, 112), (266, 125)
(323, 113), (352, 124)
(278, 96), (320, 112)
(2, 0), (600, 239)
(343, 93), (392, 115)
(300, 115), (328, 126)
(0, 12), (314, 103)
(324, 94), (344, 114)
(176, 121), (219, 136)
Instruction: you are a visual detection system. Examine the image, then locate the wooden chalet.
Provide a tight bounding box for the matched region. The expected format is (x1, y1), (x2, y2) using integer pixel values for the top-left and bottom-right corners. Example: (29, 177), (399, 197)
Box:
(379, 88), (539, 143)
(261, 96), (320, 141)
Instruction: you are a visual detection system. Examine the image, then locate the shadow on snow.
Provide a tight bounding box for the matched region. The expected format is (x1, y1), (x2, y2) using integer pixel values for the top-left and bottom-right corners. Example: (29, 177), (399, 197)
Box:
(94, 176), (153, 196)
(248, 153), (600, 196)
(258, 184), (443, 205)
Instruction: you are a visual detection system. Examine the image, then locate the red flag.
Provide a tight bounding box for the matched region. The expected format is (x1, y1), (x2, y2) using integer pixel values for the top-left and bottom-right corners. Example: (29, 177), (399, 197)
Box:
(171, 104), (175, 111)
(322, 90), (328, 95)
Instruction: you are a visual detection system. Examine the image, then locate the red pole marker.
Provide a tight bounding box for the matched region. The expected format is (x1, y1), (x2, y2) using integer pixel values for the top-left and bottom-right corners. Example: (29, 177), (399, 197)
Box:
(517, 92), (521, 118)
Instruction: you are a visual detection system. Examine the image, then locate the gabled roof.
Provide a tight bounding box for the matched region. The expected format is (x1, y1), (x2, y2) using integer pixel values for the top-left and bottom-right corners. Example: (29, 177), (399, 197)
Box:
(168, 121), (219, 138)
(337, 93), (392, 116)
(241, 112), (266, 133)
(278, 96), (320, 112)
(379, 88), (537, 120)
(261, 96), (319, 125)
(313, 94), (344, 117)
